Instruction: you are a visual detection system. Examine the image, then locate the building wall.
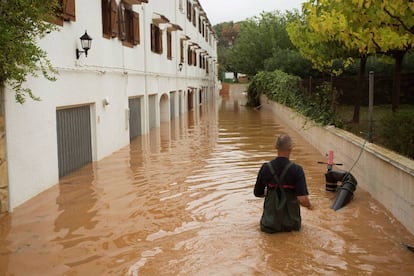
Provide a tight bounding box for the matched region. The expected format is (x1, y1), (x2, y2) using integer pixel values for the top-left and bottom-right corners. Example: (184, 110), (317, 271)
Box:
(261, 95), (414, 235)
(4, 0), (218, 210)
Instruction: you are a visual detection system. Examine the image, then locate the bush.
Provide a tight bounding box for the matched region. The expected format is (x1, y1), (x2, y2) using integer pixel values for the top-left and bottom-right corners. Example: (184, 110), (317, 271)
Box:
(247, 70), (342, 126)
(379, 111), (414, 159)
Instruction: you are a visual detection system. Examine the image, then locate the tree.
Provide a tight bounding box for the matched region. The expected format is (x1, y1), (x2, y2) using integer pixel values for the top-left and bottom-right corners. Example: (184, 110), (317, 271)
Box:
(289, 0), (414, 121)
(287, 2), (365, 122)
(228, 11), (309, 76)
(0, 0), (59, 104)
(331, 0), (414, 112)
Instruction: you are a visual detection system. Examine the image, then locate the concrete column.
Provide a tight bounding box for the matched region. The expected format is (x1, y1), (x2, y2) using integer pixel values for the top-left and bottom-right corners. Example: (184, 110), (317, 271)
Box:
(0, 84), (9, 212)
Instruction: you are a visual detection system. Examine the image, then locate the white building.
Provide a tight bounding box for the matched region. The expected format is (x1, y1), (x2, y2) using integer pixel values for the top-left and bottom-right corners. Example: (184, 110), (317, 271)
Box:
(2, 0), (219, 210)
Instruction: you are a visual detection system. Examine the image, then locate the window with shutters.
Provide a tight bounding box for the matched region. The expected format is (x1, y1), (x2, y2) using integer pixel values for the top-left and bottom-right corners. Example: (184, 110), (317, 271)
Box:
(119, 3), (140, 47)
(102, 0), (118, 39)
(50, 0), (76, 26)
(198, 17), (202, 33)
(167, 31), (172, 60)
(151, 24), (163, 54)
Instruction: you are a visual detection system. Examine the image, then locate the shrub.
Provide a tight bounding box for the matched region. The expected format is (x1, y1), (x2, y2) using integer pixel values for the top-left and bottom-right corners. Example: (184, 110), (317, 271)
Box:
(247, 70), (341, 126)
(379, 111), (414, 159)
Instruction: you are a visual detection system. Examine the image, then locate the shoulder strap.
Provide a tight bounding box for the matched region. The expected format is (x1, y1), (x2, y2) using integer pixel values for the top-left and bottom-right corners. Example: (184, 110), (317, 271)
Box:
(267, 161), (293, 185)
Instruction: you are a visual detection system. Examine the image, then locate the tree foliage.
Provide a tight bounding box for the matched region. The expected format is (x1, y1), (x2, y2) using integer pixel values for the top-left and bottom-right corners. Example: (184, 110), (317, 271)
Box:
(287, 0), (414, 118)
(0, 0), (59, 104)
(226, 11), (314, 77)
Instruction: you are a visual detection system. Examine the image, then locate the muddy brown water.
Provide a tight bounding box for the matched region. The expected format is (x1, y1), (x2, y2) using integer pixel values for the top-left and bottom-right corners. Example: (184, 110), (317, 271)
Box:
(1, 84), (413, 275)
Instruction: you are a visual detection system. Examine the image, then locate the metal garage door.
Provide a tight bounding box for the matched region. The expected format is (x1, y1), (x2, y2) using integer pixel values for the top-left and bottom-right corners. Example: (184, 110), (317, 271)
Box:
(56, 105), (92, 178)
(129, 97), (142, 140)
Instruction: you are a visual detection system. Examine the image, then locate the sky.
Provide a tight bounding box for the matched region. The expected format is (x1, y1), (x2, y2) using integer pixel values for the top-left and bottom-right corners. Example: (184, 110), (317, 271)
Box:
(198, 0), (305, 25)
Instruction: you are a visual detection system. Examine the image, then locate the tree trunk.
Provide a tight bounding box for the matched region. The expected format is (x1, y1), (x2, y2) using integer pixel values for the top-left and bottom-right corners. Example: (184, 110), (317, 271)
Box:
(0, 82), (10, 212)
(352, 56), (367, 123)
(392, 51), (405, 113)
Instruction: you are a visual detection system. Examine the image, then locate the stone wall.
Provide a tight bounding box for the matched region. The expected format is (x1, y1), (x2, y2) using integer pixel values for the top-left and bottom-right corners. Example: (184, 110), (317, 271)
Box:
(0, 86), (9, 212)
(261, 95), (414, 235)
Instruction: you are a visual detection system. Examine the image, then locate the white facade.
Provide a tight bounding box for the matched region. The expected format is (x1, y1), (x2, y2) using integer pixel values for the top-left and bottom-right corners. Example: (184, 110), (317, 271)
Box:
(4, 0), (219, 210)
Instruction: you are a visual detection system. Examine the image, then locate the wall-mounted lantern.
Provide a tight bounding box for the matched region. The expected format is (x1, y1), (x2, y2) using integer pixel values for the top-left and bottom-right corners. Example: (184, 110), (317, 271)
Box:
(76, 31), (93, 59)
(178, 63), (183, 72)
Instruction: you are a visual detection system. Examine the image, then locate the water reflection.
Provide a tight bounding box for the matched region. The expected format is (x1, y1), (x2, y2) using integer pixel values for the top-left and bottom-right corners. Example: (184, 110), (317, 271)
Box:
(0, 84), (413, 275)
(54, 164), (98, 248)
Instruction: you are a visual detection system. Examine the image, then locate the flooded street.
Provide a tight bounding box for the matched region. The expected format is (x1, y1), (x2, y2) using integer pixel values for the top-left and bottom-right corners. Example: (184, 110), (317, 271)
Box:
(1, 84), (414, 275)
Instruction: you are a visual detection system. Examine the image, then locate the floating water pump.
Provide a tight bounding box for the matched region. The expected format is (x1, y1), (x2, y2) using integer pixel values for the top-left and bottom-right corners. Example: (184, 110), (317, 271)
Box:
(318, 151), (358, 211)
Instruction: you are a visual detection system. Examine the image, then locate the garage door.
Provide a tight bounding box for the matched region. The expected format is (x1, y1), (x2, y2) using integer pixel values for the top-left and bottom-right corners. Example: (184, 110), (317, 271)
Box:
(56, 105), (92, 178)
(129, 97), (142, 140)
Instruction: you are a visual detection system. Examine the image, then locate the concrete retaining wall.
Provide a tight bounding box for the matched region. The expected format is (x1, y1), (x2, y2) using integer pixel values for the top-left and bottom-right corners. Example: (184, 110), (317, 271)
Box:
(261, 95), (414, 235)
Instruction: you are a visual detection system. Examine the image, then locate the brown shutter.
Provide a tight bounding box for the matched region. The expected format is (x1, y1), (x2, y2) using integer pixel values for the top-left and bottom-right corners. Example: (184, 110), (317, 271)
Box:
(151, 24), (156, 52)
(187, 46), (191, 65)
(110, 0), (118, 37)
(132, 12), (140, 45)
(158, 29), (163, 54)
(192, 7), (196, 26)
(180, 40), (184, 63)
(187, 1), (191, 21)
(167, 31), (172, 60)
(62, 0), (76, 21)
(102, 0), (110, 37)
(118, 4), (126, 41)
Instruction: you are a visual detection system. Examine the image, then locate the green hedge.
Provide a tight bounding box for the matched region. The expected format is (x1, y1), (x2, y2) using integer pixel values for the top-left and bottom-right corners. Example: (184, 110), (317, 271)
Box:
(379, 111), (414, 159)
(247, 70), (341, 126)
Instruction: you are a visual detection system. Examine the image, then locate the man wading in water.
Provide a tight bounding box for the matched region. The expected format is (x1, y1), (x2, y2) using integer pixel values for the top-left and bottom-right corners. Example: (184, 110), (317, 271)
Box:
(254, 134), (314, 233)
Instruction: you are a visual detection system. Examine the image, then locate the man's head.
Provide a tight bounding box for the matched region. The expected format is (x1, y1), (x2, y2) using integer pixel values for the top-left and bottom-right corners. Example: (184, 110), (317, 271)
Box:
(275, 134), (293, 156)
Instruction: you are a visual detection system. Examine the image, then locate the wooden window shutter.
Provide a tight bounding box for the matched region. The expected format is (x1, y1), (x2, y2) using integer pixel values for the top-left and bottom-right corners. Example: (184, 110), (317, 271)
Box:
(180, 40), (184, 63)
(118, 4), (126, 41)
(110, 0), (118, 37)
(151, 24), (156, 52)
(51, 1), (64, 26)
(192, 7), (196, 26)
(193, 51), (196, 66)
(167, 31), (172, 60)
(158, 29), (163, 54)
(62, 0), (76, 21)
(187, 46), (191, 65)
(132, 12), (140, 45)
(187, 1), (191, 21)
(102, 0), (110, 37)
